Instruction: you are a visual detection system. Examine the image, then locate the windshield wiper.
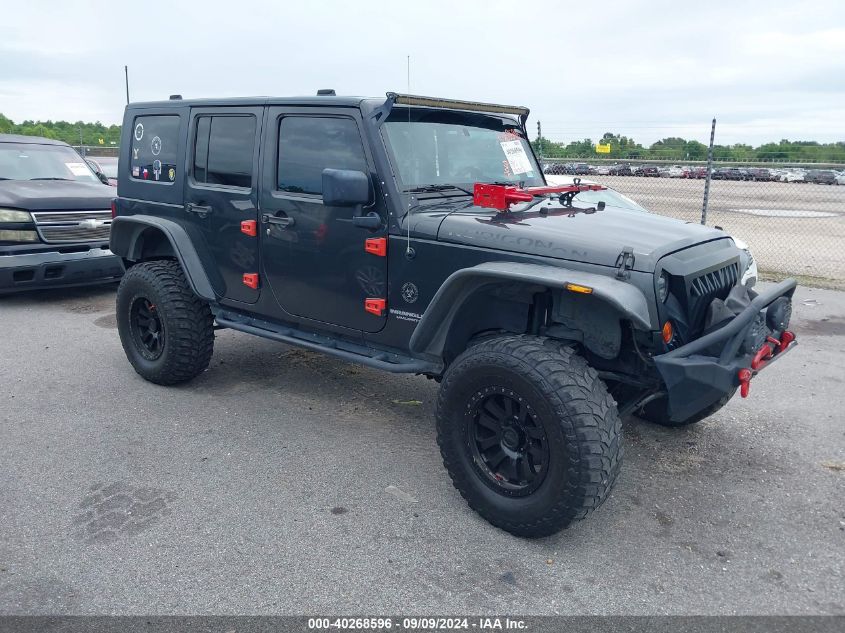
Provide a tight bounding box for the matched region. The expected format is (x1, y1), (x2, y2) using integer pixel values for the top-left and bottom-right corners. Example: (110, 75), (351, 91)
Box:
(406, 184), (473, 195)
(29, 177), (72, 181)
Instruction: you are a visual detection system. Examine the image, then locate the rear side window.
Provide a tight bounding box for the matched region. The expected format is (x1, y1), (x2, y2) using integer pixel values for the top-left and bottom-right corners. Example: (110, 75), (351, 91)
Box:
(130, 115), (179, 182)
(277, 117), (367, 195)
(193, 115), (256, 188)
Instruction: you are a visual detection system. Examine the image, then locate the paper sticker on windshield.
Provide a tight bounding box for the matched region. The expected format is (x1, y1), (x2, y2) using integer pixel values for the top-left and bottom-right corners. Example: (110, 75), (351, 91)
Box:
(500, 140), (532, 175)
(65, 162), (90, 176)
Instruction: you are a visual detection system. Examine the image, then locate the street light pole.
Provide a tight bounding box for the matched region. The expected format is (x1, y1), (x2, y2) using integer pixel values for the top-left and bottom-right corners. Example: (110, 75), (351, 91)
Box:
(124, 65), (130, 104)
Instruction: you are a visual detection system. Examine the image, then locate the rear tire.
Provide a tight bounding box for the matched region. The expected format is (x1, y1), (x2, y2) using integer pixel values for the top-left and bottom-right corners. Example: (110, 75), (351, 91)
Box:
(116, 260), (214, 385)
(436, 335), (622, 538)
(637, 389), (736, 427)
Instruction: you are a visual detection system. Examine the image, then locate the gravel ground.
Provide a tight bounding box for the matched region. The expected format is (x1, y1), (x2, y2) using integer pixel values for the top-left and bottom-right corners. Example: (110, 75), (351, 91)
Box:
(581, 175), (845, 284)
(0, 283), (843, 615)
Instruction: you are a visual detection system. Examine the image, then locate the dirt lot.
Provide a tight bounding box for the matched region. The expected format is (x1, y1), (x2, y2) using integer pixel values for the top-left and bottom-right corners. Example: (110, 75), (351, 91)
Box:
(1, 283), (843, 615)
(590, 176), (845, 285)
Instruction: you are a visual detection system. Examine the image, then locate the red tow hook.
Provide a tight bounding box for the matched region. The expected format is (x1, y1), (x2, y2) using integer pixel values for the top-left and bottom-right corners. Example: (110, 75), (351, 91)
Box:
(738, 368), (753, 398)
(739, 330), (796, 398)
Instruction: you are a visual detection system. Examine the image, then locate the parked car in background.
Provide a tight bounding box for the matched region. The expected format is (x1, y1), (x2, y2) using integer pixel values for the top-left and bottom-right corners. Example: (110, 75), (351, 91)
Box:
(747, 168), (774, 181)
(594, 165), (611, 176)
(88, 156), (119, 186)
(712, 167), (745, 180)
(634, 165), (659, 177)
(572, 162), (591, 175)
(805, 169), (837, 185)
(609, 164), (632, 176)
(0, 134), (124, 293)
(685, 166), (707, 179)
(781, 169), (806, 183)
(835, 171), (845, 185)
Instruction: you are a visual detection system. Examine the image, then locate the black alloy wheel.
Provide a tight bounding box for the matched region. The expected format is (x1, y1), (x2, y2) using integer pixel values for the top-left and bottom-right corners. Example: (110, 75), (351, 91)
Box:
(130, 297), (165, 360)
(468, 390), (550, 496)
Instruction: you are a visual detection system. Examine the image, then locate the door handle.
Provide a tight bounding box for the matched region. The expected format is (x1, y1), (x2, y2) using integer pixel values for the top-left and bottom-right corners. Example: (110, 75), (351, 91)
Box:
(261, 213), (295, 228)
(186, 203), (213, 218)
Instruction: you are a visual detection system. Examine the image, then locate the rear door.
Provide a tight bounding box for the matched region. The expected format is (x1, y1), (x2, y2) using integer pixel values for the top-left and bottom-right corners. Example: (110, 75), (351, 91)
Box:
(185, 107), (263, 304)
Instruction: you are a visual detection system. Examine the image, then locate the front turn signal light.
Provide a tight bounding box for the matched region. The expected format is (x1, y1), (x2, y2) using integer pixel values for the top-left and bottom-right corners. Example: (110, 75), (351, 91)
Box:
(565, 283), (593, 294)
(661, 321), (674, 344)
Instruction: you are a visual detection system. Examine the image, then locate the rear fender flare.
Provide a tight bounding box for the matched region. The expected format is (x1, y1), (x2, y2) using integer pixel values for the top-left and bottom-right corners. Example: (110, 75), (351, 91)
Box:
(109, 215), (216, 301)
(409, 262), (652, 361)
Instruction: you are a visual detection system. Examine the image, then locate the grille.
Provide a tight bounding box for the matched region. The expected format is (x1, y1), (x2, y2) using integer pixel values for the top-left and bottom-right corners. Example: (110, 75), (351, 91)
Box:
(690, 262), (739, 298)
(31, 210), (112, 244)
(39, 225), (111, 242)
(687, 262), (740, 332)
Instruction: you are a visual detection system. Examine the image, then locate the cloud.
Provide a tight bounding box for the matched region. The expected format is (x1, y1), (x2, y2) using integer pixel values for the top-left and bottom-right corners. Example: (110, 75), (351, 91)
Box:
(2, 0), (843, 146)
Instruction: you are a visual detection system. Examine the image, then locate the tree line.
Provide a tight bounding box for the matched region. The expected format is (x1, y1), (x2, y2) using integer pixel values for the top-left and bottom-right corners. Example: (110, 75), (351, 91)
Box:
(2, 113), (843, 163)
(0, 113), (121, 147)
(533, 132), (845, 164)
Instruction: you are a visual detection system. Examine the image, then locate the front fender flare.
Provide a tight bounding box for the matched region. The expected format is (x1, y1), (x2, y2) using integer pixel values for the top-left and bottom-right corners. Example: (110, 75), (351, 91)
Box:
(110, 215), (216, 301)
(409, 262), (652, 360)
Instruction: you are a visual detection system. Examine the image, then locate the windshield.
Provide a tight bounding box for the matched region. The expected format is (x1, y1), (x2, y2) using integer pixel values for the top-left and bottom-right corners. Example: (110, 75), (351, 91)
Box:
(382, 108), (544, 194)
(0, 142), (100, 182)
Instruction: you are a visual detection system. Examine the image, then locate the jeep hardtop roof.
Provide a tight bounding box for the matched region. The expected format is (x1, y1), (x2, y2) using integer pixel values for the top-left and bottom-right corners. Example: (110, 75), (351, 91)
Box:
(127, 95), (373, 109)
(127, 93), (530, 119)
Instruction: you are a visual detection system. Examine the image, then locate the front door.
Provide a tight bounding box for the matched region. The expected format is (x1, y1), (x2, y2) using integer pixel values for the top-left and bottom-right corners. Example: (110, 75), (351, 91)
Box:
(258, 108), (388, 332)
(184, 107), (263, 304)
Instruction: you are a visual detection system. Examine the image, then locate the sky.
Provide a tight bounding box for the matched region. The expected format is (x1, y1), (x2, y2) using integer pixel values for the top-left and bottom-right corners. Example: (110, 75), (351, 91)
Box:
(2, 0), (844, 147)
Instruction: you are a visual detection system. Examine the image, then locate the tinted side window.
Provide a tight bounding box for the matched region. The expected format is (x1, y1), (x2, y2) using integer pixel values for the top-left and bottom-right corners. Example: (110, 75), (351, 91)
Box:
(277, 117), (367, 195)
(193, 115), (256, 188)
(130, 115), (179, 182)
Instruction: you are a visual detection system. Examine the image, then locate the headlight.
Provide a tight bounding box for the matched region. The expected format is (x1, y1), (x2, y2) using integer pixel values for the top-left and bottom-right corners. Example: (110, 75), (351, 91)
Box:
(0, 230), (39, 242)
(657, 271), (670, 302)
(0, 209), (33, 222)
(742, 248), (754, 267)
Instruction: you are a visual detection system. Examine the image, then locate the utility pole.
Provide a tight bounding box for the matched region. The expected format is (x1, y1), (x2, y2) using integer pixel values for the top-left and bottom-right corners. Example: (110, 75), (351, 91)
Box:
(537, 121), (542, 157)
(124, 65), (130, 104)
(79, 126), (85, 157)
(701, 118), (716, 225)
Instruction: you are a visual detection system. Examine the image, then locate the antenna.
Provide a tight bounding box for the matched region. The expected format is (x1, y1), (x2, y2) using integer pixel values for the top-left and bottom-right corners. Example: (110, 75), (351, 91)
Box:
(405, 54), (413, 258)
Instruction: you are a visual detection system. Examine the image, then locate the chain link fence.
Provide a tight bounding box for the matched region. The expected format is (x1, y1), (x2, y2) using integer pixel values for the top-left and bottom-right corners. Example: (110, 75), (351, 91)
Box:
(540, 158), (845, 288)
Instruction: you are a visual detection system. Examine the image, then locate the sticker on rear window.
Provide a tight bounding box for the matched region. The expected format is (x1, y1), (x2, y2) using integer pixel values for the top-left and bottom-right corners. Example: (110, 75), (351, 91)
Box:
(500, 140), (532, 175)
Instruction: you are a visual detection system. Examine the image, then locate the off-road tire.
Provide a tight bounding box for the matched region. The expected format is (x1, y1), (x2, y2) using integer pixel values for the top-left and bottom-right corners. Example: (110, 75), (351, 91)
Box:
(116, 260), (214, 385)
(436, 335), (622, 538)
(636, 388), (737, 427)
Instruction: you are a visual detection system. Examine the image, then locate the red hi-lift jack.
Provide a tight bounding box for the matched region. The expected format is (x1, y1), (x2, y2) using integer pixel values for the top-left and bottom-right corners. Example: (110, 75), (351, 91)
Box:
(473, 182), (606, 212)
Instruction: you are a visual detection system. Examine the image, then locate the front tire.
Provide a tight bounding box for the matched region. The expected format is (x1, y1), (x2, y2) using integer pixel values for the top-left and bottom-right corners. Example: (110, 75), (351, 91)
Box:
(116, 260), (214, 385)
(436, 335), (622, 538)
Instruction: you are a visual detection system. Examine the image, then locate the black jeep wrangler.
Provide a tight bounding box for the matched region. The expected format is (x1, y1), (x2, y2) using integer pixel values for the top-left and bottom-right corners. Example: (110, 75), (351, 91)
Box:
(110, 92), (797, 537)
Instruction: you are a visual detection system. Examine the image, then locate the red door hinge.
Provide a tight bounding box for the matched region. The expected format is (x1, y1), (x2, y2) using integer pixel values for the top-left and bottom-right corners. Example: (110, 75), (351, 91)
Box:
(365, 237), (388, 257)
(364, 298), (386, 316)
(241, 220), (257, 237)
(243, 273), (259, 289)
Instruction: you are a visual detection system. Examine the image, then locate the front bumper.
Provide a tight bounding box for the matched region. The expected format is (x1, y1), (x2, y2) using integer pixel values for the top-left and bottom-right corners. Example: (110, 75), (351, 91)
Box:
(0, 245), (124, 294)
(653, 279), (797, 422)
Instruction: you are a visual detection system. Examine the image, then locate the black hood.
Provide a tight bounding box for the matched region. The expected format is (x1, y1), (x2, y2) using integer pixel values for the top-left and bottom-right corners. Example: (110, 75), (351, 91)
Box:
(0, 180), (114, 211)
(409, 199), (732, 273)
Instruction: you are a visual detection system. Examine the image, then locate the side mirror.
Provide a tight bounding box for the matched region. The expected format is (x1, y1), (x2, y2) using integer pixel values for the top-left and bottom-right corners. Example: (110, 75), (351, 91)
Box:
(85, 159), (110, 185)
(322, 168), (371, 207)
